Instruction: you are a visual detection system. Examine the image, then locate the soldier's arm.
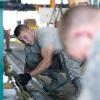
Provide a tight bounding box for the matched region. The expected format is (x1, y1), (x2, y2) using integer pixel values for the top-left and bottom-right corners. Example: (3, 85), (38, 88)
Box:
(30, 44), (54, 76)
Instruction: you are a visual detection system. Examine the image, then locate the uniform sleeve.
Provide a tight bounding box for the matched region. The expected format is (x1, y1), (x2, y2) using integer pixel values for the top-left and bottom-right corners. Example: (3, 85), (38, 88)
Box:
(39, 32), (54, 48)
(37, 28), (55, 49)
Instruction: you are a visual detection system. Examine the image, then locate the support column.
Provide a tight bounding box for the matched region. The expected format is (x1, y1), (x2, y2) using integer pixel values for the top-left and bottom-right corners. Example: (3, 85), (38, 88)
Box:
(0, 0), (4, 100)
(50, 0), (55, 8)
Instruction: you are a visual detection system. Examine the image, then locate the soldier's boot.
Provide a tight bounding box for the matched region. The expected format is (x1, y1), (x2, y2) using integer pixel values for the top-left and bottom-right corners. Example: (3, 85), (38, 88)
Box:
(43, 72), (68, 92)
(72, 77), (81, 97)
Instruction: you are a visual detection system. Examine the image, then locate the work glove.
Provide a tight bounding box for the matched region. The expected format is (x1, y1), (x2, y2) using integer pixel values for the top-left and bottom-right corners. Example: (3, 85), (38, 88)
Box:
(18, 73), (31, 86)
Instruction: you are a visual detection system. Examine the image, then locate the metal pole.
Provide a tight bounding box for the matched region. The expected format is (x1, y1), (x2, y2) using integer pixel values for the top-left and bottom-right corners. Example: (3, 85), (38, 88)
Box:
(97, 0), (100, 7)
(0, 1), (4, 99)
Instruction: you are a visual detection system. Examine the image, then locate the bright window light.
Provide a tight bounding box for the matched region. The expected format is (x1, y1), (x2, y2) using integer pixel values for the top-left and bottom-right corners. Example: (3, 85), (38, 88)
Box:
(21, 0), (68, 4)
(21, 0), (50, 4)
(56, 0), (68, 4)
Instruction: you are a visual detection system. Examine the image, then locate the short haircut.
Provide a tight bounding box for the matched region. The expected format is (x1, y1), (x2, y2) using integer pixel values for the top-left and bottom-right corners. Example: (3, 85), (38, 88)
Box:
(59, 5), (99, 37)
(14, 24), (29, 37)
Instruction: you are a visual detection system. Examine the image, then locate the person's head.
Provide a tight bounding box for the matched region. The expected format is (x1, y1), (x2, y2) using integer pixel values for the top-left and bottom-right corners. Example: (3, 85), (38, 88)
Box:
(14, 25), (35, 45)
(59, 5), (100, 61)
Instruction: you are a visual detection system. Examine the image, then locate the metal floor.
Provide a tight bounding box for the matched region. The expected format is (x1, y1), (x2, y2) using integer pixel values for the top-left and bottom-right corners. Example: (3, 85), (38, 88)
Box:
(4, 42), (78, 100)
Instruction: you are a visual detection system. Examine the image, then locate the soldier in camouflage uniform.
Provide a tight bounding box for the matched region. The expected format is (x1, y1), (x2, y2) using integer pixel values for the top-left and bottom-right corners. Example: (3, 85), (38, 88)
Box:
(14, 25), (81, 96)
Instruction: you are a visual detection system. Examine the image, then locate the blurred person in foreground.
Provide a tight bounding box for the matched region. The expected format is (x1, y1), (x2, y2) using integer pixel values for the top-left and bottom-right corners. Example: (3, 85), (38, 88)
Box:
(78, 32), (100, 99)
(59, 5), (100, 62)
(59, 5), (100, 99)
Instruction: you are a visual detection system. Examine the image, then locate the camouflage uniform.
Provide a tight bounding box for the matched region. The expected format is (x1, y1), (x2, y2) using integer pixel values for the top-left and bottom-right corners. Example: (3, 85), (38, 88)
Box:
(60, 50), (81, 82)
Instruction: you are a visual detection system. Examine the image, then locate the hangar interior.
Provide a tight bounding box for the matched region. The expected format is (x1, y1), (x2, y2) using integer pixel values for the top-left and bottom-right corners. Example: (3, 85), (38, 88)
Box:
(2, 0), (100, 100)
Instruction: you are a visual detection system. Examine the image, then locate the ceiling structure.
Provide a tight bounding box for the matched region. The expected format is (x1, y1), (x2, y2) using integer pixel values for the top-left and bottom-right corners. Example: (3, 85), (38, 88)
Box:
(0, 0), (69, 10)
(0, 0), (99, 10)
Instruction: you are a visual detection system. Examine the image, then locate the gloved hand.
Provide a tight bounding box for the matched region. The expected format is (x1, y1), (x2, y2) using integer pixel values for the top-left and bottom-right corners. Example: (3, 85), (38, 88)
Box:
(18, 73), (31, 86)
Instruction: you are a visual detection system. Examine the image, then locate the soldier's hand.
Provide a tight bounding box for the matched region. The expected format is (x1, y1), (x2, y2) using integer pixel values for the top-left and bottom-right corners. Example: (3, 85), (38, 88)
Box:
(18, 73), (31, 86)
